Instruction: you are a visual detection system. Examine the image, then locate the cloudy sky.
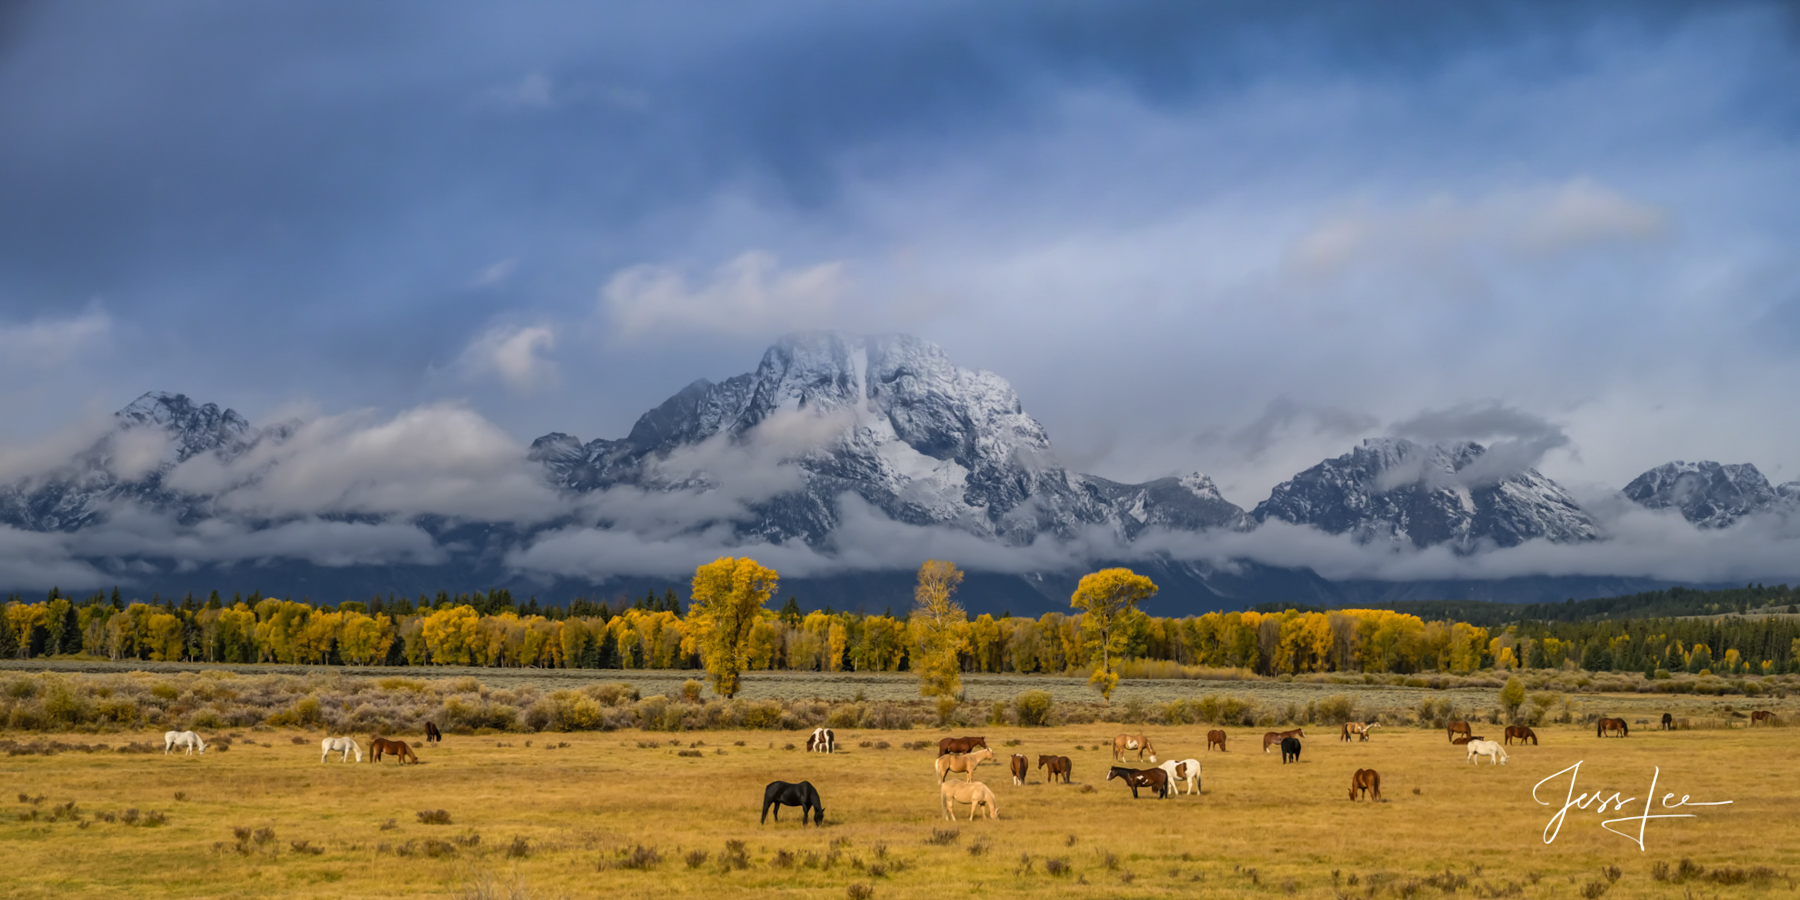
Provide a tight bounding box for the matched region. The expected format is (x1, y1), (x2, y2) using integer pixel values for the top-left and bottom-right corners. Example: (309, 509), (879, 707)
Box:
(3, 2), (1800, 591)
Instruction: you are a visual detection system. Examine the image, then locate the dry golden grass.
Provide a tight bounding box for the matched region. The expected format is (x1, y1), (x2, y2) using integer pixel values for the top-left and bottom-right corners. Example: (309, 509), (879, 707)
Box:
(0, 711), (1795, 899)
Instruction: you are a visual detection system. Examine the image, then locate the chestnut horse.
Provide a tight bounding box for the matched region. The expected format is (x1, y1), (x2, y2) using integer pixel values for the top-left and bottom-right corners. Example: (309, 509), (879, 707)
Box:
(1596, 717), (1629, 738)
(1348, 768), (1381, 802)
(1009, 754), (1028, 786)
(1750, 710), (1776, 726)
(1451, 734), (1483, 745)
(1207, 730), (1227, 752)
(936, 747), (996, 783)
(1503, 725), (1537, 746)
(938, 736), (988, 756)
(370, 738), (419, 764)
(1262, 728), (1303, 753)
(1112, 733), (1157, 763)
(1446, 721), (1472, 743)
(1037, 755), (1072, 784)
(1106, 766), (1169, 799)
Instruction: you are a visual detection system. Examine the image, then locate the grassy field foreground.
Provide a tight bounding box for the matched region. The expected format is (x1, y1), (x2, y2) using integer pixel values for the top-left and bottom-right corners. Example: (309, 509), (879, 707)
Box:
(0, 718), (1794, 899)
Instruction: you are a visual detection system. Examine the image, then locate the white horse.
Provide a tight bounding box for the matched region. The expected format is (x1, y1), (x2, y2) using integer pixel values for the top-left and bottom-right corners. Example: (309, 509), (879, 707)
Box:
(163, 730), (206, 755)
(320, 736), (363, 763)
(1157, 757), (1202, 795)
(1466, 739), (1507, 766)
(806, 727), (835, 754)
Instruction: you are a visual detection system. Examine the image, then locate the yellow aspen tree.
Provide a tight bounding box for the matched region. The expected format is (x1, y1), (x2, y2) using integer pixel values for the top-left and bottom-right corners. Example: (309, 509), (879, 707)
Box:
(911, 559), (969, 716)
(1070, 567), (1158, 701)
(686, 556), (779, 698)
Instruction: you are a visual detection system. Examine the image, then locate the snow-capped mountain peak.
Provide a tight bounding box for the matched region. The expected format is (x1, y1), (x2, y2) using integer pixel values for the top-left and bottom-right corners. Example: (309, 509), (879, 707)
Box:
(1622, 460), (1789, 528)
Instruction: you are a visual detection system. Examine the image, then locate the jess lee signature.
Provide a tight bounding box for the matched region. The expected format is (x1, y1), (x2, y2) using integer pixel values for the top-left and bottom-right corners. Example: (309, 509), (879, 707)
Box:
(1533, 761), (1732, 850)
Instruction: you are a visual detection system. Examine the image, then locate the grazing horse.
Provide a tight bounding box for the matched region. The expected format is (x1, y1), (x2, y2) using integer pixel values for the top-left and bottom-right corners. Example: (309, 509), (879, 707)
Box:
(1106, 766), (1169, 799)
(1262, 728), (1304, 753)
(1280, 736), (1302, 764)
(1446, 721), (1472, 743)
(1349, 768), (1382, 802)
(940, 780), (999, 820)
(1009, 754), (1028, 786)
(163, 731), (206, 755)
(937, 736), (987, 756)
(807, 727), (837, 753)
(1157, 758), (1201, 795)
(1342, 721), (1380, 742)
(1037, 755), (1072, 784)
(1750, 710), (1776, 726)
(936, 747), (996, 783)
(370, 738), (419, 764)
(320, 736), (362, 763)
(1661, 712), (1674, 730)
(424, 721), (443, 743)
(1503, 725), (1537, 746)
(1596, 717), (1629, 738)
(1112, 733), (1158, 763)
(1207, 730), (1227, 752)
(761, 780), (824, 826)
(1466, 739), (1507, 765)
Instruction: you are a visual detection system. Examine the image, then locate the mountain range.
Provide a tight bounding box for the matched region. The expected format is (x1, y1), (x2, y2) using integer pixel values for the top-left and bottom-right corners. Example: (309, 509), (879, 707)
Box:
(1, 332), (1793, 612)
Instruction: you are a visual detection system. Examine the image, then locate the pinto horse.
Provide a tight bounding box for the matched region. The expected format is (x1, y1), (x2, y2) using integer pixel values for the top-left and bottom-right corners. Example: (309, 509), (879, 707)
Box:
(1009, 754), (1028, 786)
(1106, 766), (1169, 799)
(761, 780), (824, 826)
(1280, 736), (1302, 764)
(1207, 730), (1227, 752)
(936, 747), (996, 783)
(1262, 728), (1303, 753)
(1037, 755), (1072, 784)
(1341, 721), (1380, 742)
(370, 738), (419, 764)
(807, 727), (837, 753)
(938, 736), (987, 756)
(1157, 758), (1201, 795)
(1661, 712), (1674, 730)
(424, 721), (443, 743)
(1446, 721), (1473, 743)
(1750, 710), (1776, 726)
(1596, 717), (1629, 738)
(1112, 733), (1157, 763)
(941, 780), (999, 820)
(1348, 768), (1381, 802)
(1503, 725), (1537, 746)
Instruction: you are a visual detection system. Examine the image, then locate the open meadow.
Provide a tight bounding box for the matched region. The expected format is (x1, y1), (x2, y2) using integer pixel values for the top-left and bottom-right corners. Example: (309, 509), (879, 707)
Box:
(1, 707), (1796, 900)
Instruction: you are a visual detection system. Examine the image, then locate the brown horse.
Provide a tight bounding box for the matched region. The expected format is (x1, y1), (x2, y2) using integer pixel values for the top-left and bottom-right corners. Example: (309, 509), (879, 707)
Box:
(1503, 725), (1538, 746)
(1446, 721), (1472, 743)
(1660, 712), (1674, 730)
(370, 738), (418, 764)
(1348, 768), (1381, 802)
(1206, 730), (1227, 752)
(1450, 734), (1484, 745)
(938, 736), (988, 756)
(1106, 766), (1169, 799)
(936, 747), (996, 783)
(1009, 754), (1028, 786)
(1037, 755), (1072, 784)
(424, 721), (442, 743)
(1112, 733), (1157, 763)
(1596, 717), (1629, 738)
(1750, 710), (1776, 726)
(1262, 728), (1303, 753)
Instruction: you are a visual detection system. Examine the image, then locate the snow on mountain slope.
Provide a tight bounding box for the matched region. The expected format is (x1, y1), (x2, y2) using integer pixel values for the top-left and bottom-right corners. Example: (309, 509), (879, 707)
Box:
(1622, 460), (1790, 528)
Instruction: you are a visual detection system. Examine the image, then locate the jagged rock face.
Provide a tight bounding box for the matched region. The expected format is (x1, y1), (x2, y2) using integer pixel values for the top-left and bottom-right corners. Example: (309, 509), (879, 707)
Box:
(1251, 438), (1600, 549)
(532, 333), (1246, 544)
(1622, 460), (1788, 528)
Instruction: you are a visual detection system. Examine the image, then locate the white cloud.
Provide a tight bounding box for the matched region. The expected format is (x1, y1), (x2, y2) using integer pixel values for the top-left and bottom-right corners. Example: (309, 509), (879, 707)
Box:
(455, 323), (558, 392)
(602, 251), (848, 337)
(0, 308), (112, 364)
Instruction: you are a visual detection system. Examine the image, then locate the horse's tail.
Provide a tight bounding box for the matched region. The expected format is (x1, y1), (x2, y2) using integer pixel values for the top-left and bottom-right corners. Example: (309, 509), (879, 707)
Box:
(1597, 721), (1604, 737)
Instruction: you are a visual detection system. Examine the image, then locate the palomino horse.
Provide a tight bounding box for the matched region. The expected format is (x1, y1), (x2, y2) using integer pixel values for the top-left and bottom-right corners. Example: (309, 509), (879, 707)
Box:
(1660, 712), (1674, 730)
(370, 738), (419, 764)
(163, 731), (206, 755)
(937, 736), (987, 756)
(1112, 733), (1157, 763)
(1503, 726), (1537, 746)
(1207, 730), (1227, 752)
(762, 780), (824, 825)
(1349, 768), (1382, 801)
(1106, 766), (1169, 799)
(1009, 754), (1028, 786)
(1037, 755), (1072, 784)
(940, 780), (999, 820)
(1750, 710), (1776, 726)
(1262, 728), (1303, 753)
(1465, 740), (1508, 765)
(936, 747), (996, 783)
(1446, 721), (1472, 743)
(807, 727), (837, 753)
(1596, 717), (1629, 738)
(320, 737), (362, 763)
(1341, 721), (1380, 742)
(1157, 758), (1201, 795)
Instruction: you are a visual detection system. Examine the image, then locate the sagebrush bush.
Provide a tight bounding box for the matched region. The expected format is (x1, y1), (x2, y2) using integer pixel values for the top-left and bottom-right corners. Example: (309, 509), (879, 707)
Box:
(1015, 690), (1055, 727)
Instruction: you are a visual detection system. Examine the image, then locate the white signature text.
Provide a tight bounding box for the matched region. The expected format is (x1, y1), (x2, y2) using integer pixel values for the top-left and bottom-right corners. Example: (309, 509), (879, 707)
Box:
(1533, 761), (1731, 850)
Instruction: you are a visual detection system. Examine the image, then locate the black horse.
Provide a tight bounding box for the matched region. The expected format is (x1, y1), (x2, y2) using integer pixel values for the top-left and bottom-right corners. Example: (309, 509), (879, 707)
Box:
(1661, 712), (1674, 731)
(761, 780), (824, 826)
(1280, 736), (1302, 764)
(424, 721), (443, 743)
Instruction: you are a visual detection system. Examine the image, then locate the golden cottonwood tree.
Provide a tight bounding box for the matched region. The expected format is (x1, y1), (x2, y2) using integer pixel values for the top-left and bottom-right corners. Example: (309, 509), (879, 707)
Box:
(687, 557), (779, 698)
(910, 559), (969, 712)
(1070, 567), (1158, 700)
